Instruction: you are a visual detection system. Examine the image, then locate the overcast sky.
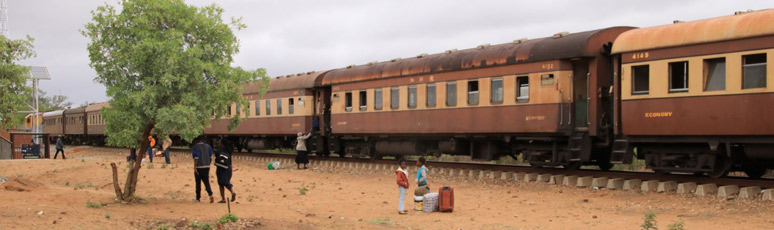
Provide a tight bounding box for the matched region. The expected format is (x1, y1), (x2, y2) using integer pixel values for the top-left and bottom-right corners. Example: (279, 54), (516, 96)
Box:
(9, 0), (772, 105)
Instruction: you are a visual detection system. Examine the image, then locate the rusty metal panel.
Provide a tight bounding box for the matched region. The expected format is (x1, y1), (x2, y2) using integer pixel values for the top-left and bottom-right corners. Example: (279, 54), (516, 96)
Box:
(244, 71), (329, 96)
(612, 9), (774, 54)
(322, 27), (634, 86)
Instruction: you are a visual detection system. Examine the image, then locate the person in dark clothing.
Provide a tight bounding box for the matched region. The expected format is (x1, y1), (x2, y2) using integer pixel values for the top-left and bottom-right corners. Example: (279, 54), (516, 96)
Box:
(127, 148), (137, 162)
(215, 139), (237, 203)
(191, 138), (214, 203)
(54, 136), (65, 159)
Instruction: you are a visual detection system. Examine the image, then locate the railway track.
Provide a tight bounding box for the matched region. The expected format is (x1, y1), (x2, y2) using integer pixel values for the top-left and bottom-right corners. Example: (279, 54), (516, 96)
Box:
(161, 148), (774, 192)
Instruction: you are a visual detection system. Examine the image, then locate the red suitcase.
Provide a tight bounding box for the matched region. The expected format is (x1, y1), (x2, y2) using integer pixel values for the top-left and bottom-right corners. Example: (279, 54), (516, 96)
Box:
(438, 186), (454, 212)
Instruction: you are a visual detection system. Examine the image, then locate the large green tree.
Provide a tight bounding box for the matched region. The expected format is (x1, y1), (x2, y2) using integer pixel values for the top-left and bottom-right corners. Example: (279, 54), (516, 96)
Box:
(83, 0), (268, 201)
(0, 35), (35, 129)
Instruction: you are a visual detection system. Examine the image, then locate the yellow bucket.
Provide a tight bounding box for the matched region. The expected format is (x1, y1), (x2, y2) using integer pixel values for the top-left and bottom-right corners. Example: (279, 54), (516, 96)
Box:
(414, 201), (423, 211)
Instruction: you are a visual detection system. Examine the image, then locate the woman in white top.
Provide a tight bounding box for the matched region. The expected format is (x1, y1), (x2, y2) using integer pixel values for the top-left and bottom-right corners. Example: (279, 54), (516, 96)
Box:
(295, 131), (312, 169)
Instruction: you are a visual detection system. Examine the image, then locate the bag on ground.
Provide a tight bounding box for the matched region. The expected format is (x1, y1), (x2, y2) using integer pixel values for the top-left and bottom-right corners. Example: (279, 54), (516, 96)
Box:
(438, 186), (454, 212)
(267, 161), (280, 170)
(422, 193), (439, 212)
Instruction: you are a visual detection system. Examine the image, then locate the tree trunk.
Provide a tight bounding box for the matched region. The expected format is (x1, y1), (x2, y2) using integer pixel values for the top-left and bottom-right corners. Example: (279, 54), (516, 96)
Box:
(116, 124), (154, 202)
(110, 162), (123, 199)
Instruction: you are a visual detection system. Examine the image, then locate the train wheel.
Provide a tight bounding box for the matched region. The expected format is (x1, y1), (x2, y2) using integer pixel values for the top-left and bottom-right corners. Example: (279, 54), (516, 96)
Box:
(563, 162), (582, 170)
(707, 156), (732, 178)
(597, 161), (613, 171)
(743, 166), (767, 179)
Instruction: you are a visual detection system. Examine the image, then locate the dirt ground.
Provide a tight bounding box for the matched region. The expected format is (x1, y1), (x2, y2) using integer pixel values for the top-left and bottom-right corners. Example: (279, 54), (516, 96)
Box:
(1, 146), (774, 230)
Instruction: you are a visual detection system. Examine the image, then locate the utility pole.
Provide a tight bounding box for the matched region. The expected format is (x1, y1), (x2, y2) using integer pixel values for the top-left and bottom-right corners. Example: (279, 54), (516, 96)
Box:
(0, 0), (8, 37)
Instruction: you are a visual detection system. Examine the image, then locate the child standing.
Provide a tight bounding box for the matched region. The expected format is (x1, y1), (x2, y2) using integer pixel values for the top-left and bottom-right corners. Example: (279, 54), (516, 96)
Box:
(395, 159), (410, 215)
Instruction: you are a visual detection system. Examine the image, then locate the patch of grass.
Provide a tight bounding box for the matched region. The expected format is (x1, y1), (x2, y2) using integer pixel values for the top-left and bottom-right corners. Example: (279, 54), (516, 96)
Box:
(52, 169), (58, 174)
(668, 219), (685, 230)
(218, 213), (239, 224)
(64, 181), (70, 186)
(15, 173), (23, 178)
(81, 159), (85, 163)
(147, 163), (154, 169)
(156, 225), (169, 230)
(161, 163), (167, 169)
(369, 217), (395, 226)
(86, 201), (104, 208)
(74, 182), (94, 190)
(105, 213), (111, 219)
(247, 195), (255, 202)
(298, 185), (308, 195)
(641, 209), (657, 230)
(189, 221), (212, 230)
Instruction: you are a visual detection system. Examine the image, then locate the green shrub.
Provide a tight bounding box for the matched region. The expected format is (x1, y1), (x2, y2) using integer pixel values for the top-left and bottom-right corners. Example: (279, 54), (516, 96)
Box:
(641, 210), (657, 230)
(218, 213), (239, 224)
(86, 201), (104, 208)
(668, 219), (685, 230)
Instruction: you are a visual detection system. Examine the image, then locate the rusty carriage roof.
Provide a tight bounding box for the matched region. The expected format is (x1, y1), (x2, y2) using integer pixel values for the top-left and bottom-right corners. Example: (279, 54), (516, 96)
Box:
(321, 27), (634, 85)
(612, 9), (774, 54)
(243, 70), (328, 96)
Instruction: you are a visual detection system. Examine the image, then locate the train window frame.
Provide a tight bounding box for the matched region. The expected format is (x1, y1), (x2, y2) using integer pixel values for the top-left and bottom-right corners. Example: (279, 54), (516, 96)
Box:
(255, 100), (261, 117)
(289, 98), (295, 115)
(408, 85), (418, 108)
(426, 84), (436, 107)
(374, 89), (383, 110)
(228, 105), (233, 117)
(390, 87), (400, 109)
(632, 65), (650, 95)
(540, 74), (554, 85)
(277, 98), (283, 115)
(668, 61), (689, 93)
(265, 100), (271, 115)
(236, 104), (241, 117)
(491, 78), (503, 104)
(516, 76), (529, 102)
(246, 102), (251, 117)
(742, 53), (767, 89)
(703, 58), (726, 91)
(359, 91), (367, 111)
(345, 92), (353, 112)
(467, 80), (479, 105)
(446, 82), (457, 106)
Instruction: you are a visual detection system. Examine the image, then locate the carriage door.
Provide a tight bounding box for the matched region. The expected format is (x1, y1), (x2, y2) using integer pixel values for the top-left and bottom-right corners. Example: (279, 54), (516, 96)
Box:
(573, 60), (589, 127)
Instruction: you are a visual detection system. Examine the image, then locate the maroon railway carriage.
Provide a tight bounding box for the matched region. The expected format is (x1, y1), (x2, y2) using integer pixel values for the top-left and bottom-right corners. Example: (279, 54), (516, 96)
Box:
(63, 106), (87, 144)
(321, 27), (634, 168)
(85, 102), (109, 145)
(203, 71), (328, 152)
(42, 110), (64, 143)
(610, 10), (774, 178)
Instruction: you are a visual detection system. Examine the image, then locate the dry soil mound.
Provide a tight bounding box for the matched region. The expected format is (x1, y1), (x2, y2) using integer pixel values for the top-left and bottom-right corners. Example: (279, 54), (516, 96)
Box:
(2, 178), (43, 192)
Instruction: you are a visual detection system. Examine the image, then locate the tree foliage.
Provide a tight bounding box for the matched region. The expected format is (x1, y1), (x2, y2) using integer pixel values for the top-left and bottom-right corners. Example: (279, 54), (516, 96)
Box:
(0, 35), (35, 129)
(83, 0), (267, 201)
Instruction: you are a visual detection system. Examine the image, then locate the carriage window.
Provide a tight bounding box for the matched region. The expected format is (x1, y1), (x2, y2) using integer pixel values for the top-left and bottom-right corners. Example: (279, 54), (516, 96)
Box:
(743, 54), (767, 89)
(255, 100), (261, 116)
(426, 84), (436, 107)
(669, 61), (689, 93)
(228, 105), (233, 117)
(374, 89), (383, 110)
(491, 78), (503, 103)
(704, 58), (726, 91)
(517, 76), (529, 102)
(391, 87), (399, 109)
(467, 80), (479, 105)
(446, 82), (457, 106)
(345, 92), (353, 112)
(236, 104), (241, 117)
(359, 91), (367, 111)
(408, 86), (417, 108)
(246, 103), (251, 117)
(540, 74), (554, 85)
(277, 98), (283, 115)
(265, 100), (271, 115)
(632, 65), (650, 95)
(289, 98), (294, 114)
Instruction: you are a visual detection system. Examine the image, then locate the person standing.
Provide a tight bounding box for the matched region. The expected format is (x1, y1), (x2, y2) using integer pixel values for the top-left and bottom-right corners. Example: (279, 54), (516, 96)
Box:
(162, 136), (172, 164)
(147, 136), (156, 163)
(395, 159), (410, 215)
(54, 136), (65, 159)
(295, 131), (312, 169)
(214, 139), (237, 203)
(191, 138), (214, 203)
(414, 157), (429, 196)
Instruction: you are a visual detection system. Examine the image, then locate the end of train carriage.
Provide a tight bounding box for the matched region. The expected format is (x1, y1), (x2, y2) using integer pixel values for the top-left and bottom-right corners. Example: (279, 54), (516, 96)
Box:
(610, 9), (774, 178)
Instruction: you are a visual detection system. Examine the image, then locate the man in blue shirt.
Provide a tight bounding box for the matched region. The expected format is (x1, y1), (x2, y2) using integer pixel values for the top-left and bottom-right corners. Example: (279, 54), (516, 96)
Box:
(191, 138), (214, 203)
(414, 157), (430, 196)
